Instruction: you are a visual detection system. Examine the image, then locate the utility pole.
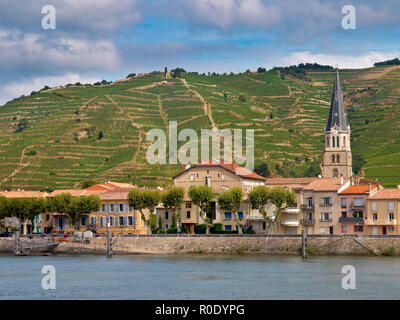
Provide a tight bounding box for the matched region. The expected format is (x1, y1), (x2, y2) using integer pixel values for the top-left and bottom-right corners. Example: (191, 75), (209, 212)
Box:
(106, 221), (112, 257)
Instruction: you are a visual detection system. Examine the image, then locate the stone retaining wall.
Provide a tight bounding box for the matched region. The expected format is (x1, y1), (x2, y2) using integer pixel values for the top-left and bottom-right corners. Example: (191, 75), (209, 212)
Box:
(2, 235), (400, 256)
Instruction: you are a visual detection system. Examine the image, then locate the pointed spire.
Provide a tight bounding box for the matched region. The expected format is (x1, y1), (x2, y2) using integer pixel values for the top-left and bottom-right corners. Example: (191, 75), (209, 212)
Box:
(325, 69), (349, 131)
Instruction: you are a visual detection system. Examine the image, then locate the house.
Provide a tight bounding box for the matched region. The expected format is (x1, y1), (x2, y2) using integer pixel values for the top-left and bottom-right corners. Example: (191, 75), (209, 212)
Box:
(338, 184), (379, 234)
(366, 188), (400, 235)
(0, 190), (48, 234)
(301, 178), (350, 234)
(169, 161), (265, 233)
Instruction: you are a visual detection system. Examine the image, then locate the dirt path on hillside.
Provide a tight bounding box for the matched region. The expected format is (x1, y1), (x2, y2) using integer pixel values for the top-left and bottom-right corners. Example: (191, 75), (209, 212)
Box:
(0, 145), (31, 186)
(180, 78), (217, 129)
(345, 65), (400, 83)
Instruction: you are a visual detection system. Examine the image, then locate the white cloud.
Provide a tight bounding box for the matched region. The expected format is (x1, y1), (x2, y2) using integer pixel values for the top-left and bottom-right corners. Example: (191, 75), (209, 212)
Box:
(277, 51), (400, 69)
(1, 73), (101, 105)
(0, 28), (121, 72)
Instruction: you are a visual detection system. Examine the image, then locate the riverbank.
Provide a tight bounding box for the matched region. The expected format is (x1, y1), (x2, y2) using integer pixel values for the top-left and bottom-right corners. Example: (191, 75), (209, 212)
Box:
(2, 234), (400, 256)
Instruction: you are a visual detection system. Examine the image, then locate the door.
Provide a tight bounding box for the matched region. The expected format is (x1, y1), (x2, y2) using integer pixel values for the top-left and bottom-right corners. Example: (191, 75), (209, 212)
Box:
(383, 227), (387, 235)
(329, 226), (333, 235)
(372, 227), (378, 235)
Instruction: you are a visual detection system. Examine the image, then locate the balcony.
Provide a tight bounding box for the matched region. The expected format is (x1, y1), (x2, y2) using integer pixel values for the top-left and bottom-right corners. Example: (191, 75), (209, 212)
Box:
(319, 219), (332, 222)
(247, 215), (265, 221)
(339, 217), (364, 223)
(301, 219), (315, 225)
(283, 207), (301, 214)
(319, 203), (332, 207)
(350, 204), (365, 210)
(300, 204), (314, 210)
(280, 220), (300, 227)
(364, 219), (397, 225)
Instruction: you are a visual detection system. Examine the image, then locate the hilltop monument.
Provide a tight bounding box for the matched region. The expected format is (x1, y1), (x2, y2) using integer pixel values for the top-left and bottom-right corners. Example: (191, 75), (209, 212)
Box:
(322, 70), (352, 178)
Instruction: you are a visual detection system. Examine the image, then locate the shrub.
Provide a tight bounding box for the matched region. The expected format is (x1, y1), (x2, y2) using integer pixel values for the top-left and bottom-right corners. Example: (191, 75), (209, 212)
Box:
(167, 228), (177, 234)
(382, 245), (395, 256)
(238, 95), (246, 102)
(26, 150), (37, 156)
(194, 224), (207, 234)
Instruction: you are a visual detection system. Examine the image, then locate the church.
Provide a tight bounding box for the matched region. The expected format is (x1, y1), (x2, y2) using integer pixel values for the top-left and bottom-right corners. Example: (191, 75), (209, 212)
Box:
(322, 70), (353, 178)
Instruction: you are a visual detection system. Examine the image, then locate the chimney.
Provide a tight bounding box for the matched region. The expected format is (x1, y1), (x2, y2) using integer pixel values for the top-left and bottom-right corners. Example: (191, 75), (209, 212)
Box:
(340, 176), (344, 185)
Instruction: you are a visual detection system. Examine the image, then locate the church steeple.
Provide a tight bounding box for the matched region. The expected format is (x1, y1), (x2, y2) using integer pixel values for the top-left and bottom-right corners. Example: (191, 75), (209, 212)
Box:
(325, 70), (350, 132)
(322, 69), (352, 179)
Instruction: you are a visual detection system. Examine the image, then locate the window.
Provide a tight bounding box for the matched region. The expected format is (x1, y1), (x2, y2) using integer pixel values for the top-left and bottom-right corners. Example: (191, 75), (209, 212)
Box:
(129, 206), (134, 212)
(224, 212), (232, 219)
(221, 174), (226, 181)
(262, 222), (266, 231)
(128, 216), (134, 226)
(323, 197), (331, 205)
(333, 168), (339, 178)
(354, 198), (363, 207)
(110, 216), (114, 226)
(119, 216), (124, 226)
(332, 136), (335, 148)
(389, 202), (395, 210)
(190, 174), (195, 181)
(354, 225), (364, 233)
(81, 216), (88, 226)
(336, 155), (340, 163)
(186, 202), (192, 209)
(119, 204), (124, 212)
(320, 213), (330, 221)
(373, 213), (378, 221)
(341, 198), (347, 208)
(372, 201), (377, 211)
(332, 155), (335, 163)
(341, 211), (347, 218)
(389, 226), (395, 232)
(225, 225), (232, 231)
(165, 212), (169, 220)
(342, 225), (347, 233)
(110, 204), (115, 212)
(337, 136), (339, 147)
(343, 136), (346, 147)
(102, 204), (107, 212)
(101, 217), (105, 227)
(186, 211), (191, 219)
(205, 176), (211, 187)
(307, 197), (313, 208)
(389, 213), (394, 222)
(238, 212), (243, 220)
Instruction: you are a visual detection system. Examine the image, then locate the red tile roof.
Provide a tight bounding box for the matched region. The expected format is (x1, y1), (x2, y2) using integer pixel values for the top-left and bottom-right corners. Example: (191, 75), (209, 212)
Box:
(304, 178), (349, 191)
(369, 189), (400, 200)
(339, 185), (377, 195)
(265, 177), (317, 189)
(174, 160), (265, 180)
(47, 189), (105, 197)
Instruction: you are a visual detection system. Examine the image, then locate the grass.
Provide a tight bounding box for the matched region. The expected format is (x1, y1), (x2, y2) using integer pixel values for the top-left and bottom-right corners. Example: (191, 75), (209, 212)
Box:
(0, 67), (400, 190)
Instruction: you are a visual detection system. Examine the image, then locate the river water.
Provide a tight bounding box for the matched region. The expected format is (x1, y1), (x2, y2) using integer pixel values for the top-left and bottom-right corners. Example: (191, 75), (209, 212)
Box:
(1, 254), (399, 299)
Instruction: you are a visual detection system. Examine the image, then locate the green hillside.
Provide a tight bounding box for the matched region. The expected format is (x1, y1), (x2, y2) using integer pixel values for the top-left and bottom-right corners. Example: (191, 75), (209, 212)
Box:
(1, 66), (400, 190)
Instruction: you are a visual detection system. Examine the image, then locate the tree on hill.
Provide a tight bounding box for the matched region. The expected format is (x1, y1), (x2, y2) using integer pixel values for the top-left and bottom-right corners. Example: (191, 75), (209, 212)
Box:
(254, 163), (270, 178)
(15, 119), (28, 133)
(257, 67), (266, 73)
(98, 130), (104, 140)
(127, 73), (136, 78)
(374, 58), (400, 67)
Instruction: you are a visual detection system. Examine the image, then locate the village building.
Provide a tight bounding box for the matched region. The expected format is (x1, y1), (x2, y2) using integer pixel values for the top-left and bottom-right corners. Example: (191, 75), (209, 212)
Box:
(366, 188), (400, 235)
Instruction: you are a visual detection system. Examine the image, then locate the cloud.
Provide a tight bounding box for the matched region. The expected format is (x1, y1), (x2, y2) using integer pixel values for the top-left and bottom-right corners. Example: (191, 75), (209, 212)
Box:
(277, 51), (400, 69)
(1, 73), (101, 105)
(0, 28), (121, 74)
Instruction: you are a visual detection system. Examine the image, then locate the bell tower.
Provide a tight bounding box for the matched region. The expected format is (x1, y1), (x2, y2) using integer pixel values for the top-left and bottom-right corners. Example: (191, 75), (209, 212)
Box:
(322, 70), (352, 178)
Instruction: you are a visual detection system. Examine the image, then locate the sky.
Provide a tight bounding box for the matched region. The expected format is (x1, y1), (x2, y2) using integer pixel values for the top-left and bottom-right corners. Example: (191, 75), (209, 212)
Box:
(1, 0), (400, 105)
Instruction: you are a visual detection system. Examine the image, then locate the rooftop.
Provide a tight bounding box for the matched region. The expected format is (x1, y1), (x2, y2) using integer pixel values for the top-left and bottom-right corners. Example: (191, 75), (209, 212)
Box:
(369, 189), (400, 200)
(0, 190), (48, 198)
(304, 178), (349, 192)
(339, 184), (377, 195)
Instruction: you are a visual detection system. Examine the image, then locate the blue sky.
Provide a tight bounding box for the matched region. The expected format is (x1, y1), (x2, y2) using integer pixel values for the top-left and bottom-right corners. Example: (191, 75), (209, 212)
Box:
(1, 0), (400, 105)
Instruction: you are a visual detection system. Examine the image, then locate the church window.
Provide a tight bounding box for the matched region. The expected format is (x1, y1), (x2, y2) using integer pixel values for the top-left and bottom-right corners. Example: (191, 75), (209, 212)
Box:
(333, 168), (339, 178)
(332, 155), (335, 163)
(332, 136), (335, 148)
(343, 136), (346, 147)
(336, 155), (340, 163)
(337, 136), (339, 147)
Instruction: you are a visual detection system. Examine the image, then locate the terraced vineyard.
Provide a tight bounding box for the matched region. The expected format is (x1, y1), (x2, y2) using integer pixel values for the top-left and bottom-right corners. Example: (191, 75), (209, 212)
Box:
(0, 66), (399, 190)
